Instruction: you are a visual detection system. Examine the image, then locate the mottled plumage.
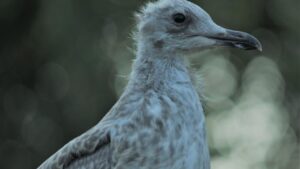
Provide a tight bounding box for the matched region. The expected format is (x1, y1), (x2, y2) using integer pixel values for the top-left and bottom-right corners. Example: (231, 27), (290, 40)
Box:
(38, 0), (261, 169)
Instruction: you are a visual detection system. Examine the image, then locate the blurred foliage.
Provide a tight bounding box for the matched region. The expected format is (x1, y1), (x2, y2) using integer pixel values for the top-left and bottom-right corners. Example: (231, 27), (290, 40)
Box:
(0, 0), (299, 169)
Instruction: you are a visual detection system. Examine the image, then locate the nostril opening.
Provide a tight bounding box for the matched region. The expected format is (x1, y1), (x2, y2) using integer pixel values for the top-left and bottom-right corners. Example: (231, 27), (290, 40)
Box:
(217, 33), (225, 37)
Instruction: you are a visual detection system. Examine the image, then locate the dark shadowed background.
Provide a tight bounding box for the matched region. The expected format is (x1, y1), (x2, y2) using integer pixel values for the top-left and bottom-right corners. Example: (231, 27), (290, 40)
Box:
(0, 0), (299, 168)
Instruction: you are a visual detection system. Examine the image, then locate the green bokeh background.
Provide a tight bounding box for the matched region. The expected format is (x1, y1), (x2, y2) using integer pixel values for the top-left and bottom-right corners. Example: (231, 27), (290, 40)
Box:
(0, 0), (299, 168)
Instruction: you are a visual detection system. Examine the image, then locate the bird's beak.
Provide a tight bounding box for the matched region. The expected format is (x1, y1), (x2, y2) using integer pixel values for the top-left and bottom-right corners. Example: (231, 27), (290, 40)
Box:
(206, 29), (262, 51)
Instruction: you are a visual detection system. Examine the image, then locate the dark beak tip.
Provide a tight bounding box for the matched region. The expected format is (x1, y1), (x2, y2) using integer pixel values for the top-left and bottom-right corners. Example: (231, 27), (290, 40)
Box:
(250, 35), (263, 52)
(256, 41), (263, 52)
(234, 40), (262, 52)
(239, 33), (263, 52)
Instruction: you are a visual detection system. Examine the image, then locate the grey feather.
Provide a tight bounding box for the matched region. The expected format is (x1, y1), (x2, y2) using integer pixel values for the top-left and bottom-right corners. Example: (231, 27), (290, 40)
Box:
(66, 144), (112, 169)
(38, 0), (261, 169)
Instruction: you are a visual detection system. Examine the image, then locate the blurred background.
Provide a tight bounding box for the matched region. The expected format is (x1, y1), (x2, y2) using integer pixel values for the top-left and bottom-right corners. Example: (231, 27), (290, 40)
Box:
(0, 0), (299, 168)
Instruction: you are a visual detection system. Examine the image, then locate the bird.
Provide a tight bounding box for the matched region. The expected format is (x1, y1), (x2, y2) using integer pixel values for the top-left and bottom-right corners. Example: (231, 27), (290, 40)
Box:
(38, 0), (261, 169)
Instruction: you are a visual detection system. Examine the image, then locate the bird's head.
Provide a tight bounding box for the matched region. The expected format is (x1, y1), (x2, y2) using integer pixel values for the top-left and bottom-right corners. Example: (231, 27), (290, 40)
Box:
(135, 0), (262, 54)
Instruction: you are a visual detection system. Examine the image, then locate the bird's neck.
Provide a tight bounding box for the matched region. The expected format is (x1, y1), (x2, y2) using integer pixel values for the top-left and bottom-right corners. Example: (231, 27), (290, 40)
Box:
(127, 41), (193, 91)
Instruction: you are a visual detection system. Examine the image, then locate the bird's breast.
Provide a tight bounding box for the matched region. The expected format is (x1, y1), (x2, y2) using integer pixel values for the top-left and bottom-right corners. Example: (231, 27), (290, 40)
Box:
(112, 85), (209, 169)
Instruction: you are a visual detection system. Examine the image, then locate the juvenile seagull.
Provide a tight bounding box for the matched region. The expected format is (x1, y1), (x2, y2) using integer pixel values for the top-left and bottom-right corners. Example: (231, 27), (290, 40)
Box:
(38, 0), (261, 169)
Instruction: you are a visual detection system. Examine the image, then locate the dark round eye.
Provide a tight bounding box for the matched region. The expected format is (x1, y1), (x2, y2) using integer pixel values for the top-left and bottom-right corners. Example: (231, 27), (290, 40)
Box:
(173, 13), (186, 23)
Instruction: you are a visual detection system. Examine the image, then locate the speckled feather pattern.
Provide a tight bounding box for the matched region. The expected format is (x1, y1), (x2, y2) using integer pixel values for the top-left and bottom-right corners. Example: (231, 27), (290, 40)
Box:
(38, 54), (210, 169)
(38, 0), (213, 169)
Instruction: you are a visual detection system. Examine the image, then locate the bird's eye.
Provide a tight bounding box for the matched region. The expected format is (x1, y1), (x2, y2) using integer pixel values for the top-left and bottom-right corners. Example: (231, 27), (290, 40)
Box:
(173, 13), (186, 23)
